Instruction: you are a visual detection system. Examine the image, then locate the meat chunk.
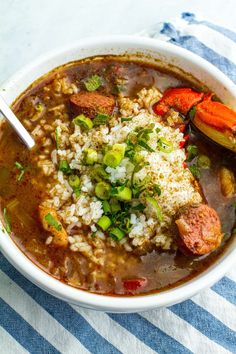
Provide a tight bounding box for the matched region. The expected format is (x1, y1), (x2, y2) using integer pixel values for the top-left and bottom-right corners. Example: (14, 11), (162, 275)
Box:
(175, 204), (222, 255)
(39, 206), (68, 247)
(70, 91), (115, 118)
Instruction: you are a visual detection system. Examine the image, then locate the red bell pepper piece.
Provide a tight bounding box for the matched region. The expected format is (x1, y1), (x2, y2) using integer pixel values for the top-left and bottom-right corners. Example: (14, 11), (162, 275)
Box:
(123, 278), (148, 292)
(153, 88), (204, 116)
(179, 134), (189, 149)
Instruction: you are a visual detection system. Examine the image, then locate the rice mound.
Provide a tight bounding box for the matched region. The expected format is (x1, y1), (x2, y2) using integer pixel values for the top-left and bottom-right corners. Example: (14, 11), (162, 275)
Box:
(39, 87), (202, 262)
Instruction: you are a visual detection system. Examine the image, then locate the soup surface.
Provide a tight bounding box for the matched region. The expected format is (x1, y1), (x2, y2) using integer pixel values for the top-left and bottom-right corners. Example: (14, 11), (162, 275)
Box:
(0, 56), (235, 295)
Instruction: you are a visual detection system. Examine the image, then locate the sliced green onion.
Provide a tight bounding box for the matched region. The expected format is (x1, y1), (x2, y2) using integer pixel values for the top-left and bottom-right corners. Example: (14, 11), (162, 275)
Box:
(3, 207), (11, 233)
(84, 75), (102, 91)
(187, 145), (198, 161)
(68, 175), (81, 196)
(109, 227), (125, 241)
(17, 170), (25, 181)
(197, 155), (211, 169)
(97, 215), (112, 231)
(15, 161), (23, 169)
(103, 150), (123, 168)
(146, 196), (163, 222)
(73, 114), (93, 130)
(91, 166), (109, 182)
(68, 175), (80, 188)
(110, 199), (121, 213)
(121, 117), (133, 122)
(35, 102), (44, 112)
(138, 140), (155, 152)
(59, 160), (71, 175)
(132, 185), (145, 198)
(132, 203), (145, 212)
(133, 153), (144, 164)
(112, 144), (126, 157)
(93, 113), (110, 126)
(44, 213), (62, 231)
(83, 148), (98, 165)
(157, 138), (173, 153)
(102, 200), (111, 214)
(113, 186), (132, 202)
(95, 181), (111, 200)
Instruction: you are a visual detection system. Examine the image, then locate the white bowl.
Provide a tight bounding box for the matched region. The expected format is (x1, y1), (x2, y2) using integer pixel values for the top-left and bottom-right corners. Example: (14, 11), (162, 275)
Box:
(0, 36), (236, 313)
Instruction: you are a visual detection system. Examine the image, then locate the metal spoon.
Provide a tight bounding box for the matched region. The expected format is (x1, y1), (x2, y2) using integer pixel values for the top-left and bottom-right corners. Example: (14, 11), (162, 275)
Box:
(0, 95), (35, 149)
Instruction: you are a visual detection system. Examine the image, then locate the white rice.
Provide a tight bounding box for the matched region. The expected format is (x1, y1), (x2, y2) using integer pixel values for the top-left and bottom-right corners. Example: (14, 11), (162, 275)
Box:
(39, 86), (202, 261)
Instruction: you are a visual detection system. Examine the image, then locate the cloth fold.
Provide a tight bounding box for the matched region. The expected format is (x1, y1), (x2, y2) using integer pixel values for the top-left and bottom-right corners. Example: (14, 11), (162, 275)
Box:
(0, 12), (236, 354)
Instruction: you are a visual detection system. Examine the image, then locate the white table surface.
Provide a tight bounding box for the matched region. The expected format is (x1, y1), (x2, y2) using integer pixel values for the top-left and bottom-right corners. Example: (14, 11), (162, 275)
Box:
(0, 0), (235, 85)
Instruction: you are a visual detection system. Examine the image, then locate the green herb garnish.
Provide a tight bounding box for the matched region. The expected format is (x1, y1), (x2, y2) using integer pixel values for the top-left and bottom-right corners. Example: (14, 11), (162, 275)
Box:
(112, 84), (126, 94)
(146, 196), (163, 222)
(109, 227), (125, 241)
(68, 175), (81, 197)
(189, 164), (201, 179)
(121, 117), (133, 122)
(197, 155), (211, 169)
(93, 113), (110, 126)
(35, 102), (44, 112)
(138, 140), (155, 152)
(84, 75), (102, 91)
(157, 138), (173, 153)
(189, 106), (197, 120)
(73, 114), (93, 130)
(44, 213), (62, 231)
(132, 203), (145, 212)
(3, 207), (11, 233)
(153, 184), (161, 196)
(15, 161), (25, 181)
(187, 145), (198, 161)
(59, 160), (72, 175)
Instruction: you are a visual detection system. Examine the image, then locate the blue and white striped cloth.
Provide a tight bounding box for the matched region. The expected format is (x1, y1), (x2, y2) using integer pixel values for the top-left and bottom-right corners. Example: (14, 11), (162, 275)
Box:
(0, 12), (236, 354)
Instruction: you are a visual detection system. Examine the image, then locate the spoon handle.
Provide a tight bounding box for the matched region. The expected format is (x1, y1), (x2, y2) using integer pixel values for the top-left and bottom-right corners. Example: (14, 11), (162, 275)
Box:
(0, 95), (35, 149)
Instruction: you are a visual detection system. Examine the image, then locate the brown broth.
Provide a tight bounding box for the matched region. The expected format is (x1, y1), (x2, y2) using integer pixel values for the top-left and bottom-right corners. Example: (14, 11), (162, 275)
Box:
(0, 57), (235, 295)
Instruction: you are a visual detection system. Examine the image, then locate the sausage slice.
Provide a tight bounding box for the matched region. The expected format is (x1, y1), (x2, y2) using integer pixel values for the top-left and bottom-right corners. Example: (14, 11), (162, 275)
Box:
(70, 91), (115, 118)
(175, 204), (222, 255)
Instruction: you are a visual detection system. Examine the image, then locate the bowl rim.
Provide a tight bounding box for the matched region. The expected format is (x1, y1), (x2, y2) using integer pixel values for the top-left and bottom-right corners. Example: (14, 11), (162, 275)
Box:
(1, 35), (236, 312)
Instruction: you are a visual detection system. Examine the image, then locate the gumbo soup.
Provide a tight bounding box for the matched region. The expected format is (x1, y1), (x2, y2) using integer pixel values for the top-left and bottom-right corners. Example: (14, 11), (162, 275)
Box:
(0, 56), (235, 295)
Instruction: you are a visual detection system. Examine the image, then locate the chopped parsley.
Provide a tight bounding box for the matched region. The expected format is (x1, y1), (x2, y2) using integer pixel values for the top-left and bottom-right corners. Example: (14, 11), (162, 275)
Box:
(138, 140), (155, 152)
(153, 184), (162, 196)
(15, 161), (26, 181)
(121, 117), (133, 122)
(112, 84), (126, 94)
(189, 164), (201, 179)
(186, 145), (198, 161)
(131, 203), (145, 212)
(84, 75), (102, 91)
(44, 213), (62, 231)
(93, 113), (110, 126)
